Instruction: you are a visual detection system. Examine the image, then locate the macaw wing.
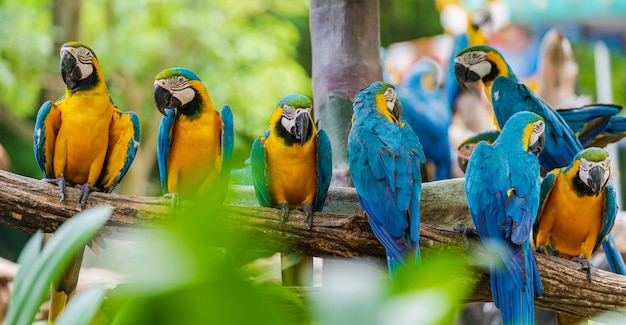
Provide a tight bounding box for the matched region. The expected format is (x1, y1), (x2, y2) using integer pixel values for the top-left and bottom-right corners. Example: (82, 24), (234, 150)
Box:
(157, 109), (176, 194)
(534, 171), (556, 235)
(33, 101), (61, 178)
(465, 143), (526, 289)
(589, 115), (626, 148)
(250, 132), (273, 208)
(349, 122), (423, 263)
(556, 104), (619, 146)
(97, 110), (140, 193)
(314, 129), (332, 212)
(219, 105), (235, 187)
(492, 76), (582, 170)
(598, 183), (618, 252)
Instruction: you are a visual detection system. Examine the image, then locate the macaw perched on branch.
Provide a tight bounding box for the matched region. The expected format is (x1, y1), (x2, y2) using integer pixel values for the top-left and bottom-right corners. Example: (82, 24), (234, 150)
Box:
(454, 44), (626, 279)
(348, 81), (426, 277)
(33, 42), (140, 322)
(465, 111), (545, 325)
(153, 68), (234, 203)
(250, 94), (332, 286)
(535, 148), (618, 324)
(398, 59), (451, 181)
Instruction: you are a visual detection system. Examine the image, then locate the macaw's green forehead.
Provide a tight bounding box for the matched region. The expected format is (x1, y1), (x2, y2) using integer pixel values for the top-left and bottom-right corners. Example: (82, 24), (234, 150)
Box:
(277, 94), (312, 108)
(61, 41), (98, 58)
(367, 81), (394, 94)
(155, 67), (201, 81)
(456, 45), (499, 57)
(577, 147), (610, 162)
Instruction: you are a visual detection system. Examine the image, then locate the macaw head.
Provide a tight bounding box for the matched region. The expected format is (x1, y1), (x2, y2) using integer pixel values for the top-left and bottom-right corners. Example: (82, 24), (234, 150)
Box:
(498, 111), (545, 155)
(574, 148), (611, 197)
(401, 59), (442, 92)
(453, 45), (514, 89)
(59, 42), (102, 92)
(273, 94), (314, 146)
(457, 129), (500, 173)
(154, 68), (210, 119)
(467, 7), (492, 45)
(354, 81), (403, 125)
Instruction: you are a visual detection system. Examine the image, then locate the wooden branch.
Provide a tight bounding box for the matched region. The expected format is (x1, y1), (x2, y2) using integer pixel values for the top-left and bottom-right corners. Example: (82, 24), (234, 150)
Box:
(1, 169), (625, 318)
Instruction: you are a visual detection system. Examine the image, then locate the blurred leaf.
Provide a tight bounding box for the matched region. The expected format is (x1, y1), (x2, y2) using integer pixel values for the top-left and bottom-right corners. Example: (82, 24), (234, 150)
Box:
(6, 205), (111, 325)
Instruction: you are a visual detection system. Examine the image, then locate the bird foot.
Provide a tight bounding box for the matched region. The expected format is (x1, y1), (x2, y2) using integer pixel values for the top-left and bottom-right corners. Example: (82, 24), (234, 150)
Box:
(163, 192), (180, 216)
(453, 223), (471, 250)
(535, 245), (546, 255)
(301, 204), (314, 230)
(43, 175), (67, 204)
(75, 183), (99, 210)
(572, 254), (593, 282)
(277, 202), (291, 226)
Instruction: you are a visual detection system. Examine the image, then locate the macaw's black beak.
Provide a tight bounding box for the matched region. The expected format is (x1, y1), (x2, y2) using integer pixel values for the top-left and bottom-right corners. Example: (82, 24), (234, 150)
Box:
(454, 63), (481, 90)
(154, 84), (180, 116)
(61, 50), (81, 88)
(588, 166), (605, 196)
(392, 98), (403, 122)
(457, 156), (469, 174)
(529, 133), (545, 156)
(295, 112), (311, 146)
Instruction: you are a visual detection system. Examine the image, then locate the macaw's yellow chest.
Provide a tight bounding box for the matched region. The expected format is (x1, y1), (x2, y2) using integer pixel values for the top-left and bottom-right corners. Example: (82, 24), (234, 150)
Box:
(264, 135), (318, 208)
(53, 94), (114, 185)
(167, 111), (223, 197)
(540, 173), (605, 257)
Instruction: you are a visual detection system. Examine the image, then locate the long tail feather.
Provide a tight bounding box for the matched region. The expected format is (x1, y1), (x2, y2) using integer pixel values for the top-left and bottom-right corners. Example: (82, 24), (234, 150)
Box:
(49, 245), (85, 322)
(280, 253), (313, 286)
(602, 234), (626, 275)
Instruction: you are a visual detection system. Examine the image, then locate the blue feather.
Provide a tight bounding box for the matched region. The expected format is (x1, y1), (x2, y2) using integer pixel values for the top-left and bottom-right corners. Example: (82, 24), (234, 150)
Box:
(157, 109), (176, 194)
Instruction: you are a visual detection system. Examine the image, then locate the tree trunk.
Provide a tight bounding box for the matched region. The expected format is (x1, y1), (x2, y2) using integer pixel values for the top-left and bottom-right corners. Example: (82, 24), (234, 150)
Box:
(310, 0), (382, 187)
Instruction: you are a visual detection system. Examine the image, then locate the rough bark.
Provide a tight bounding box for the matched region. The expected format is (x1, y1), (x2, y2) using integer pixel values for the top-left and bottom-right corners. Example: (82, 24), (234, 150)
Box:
(0, 169), (625, 318)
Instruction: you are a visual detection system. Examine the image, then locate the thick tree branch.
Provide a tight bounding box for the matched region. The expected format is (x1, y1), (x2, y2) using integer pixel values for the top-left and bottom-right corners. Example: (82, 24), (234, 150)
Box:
(0, 169), (625, 318)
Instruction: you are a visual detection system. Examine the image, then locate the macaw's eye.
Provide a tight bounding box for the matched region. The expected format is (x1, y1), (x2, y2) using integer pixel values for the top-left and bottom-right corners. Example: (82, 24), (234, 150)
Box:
(534, 120), (545, 134)
(579, 158), (590, 172)
(75, 47), (94, 64)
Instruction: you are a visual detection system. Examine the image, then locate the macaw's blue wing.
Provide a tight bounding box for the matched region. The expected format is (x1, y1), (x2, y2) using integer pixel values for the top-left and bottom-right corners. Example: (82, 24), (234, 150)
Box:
(314, 129), (332, 212)
(492, 76), (582, 170)
(219, 105), (235, 188)
(97, 110), (140, 193)
(465, 142), (540, 322)
(157, 109), (176, 194)
(34, 101), (61, 178)
(555, 104), (620, 147)
(589, 115), (626, 148)
(535, 171), (556, 235)
(250, 130), (273, 208)
(445, 34), (469, 112)
(598, 183), (626, 275)
(349, 121), (425, 272)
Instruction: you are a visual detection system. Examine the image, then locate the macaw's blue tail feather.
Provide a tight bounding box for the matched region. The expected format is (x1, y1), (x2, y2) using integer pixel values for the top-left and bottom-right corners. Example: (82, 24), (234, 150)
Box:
(386, 251), (403, 279)
(602, 234), (626, 275)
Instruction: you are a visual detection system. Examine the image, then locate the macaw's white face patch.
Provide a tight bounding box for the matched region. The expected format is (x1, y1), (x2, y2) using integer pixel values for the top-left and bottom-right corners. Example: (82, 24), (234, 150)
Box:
(384, 87), (397, 112)
(155, 76), (195, 106)
(530, 120), (545, 147)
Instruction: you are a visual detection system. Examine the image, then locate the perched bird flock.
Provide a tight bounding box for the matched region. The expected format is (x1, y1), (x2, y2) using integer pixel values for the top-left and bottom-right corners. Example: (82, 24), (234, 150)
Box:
(27, 17), (626, 324)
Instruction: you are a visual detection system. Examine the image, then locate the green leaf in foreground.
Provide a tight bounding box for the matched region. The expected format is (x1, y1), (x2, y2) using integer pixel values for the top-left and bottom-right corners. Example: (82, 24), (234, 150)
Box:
(6, 205), (112, 325)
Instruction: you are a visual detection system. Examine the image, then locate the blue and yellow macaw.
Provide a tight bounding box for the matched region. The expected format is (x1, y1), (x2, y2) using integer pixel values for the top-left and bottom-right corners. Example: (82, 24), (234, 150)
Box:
(398, 59), (451, 181)
(465, 111), (545, 325)
(535, 148), (619, 324)
(454, 44), (626, 277)
(250, 94), (332, 286)
(33, 42), (140, 322)
(153, 68), (234, 203)
(348, 81), (426, 276)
